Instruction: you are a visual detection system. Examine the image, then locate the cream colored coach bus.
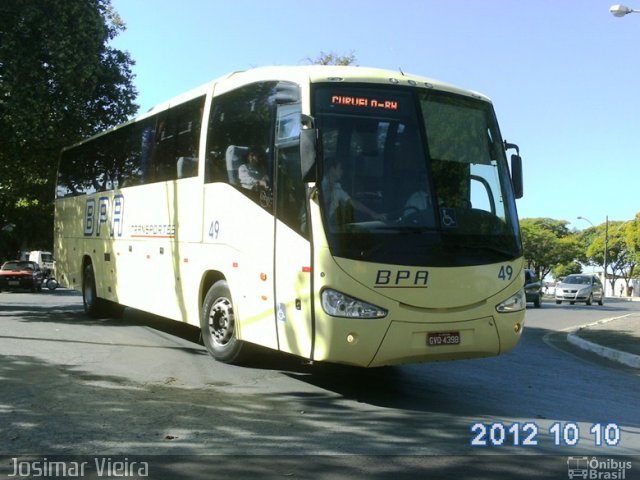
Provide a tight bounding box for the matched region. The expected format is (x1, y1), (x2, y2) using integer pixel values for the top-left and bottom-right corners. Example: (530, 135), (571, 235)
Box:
(54, 65), (526, 367)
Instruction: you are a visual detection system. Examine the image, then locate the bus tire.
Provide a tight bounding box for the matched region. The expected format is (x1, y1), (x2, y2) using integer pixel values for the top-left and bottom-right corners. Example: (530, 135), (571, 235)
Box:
(83, 263), (119, 318)
(201, 280), (250, 364)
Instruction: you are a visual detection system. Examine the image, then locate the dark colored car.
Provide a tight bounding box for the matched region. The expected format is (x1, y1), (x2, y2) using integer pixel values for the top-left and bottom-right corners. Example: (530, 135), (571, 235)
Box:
(0, 260), (44, 292)
(524, 269), (542, 308)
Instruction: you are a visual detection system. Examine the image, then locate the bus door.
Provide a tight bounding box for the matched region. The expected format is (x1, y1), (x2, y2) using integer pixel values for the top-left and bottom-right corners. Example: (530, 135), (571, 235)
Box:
(273, 103), (314, 358)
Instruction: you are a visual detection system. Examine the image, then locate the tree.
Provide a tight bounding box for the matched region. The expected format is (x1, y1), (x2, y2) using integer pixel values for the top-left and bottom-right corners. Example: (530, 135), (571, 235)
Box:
(553, 261), (583, 280)
(520, 218), (581, 280)
(625, 213), (640, 276)
(0, 0), (137, 259)
(623, 213), (640, 294)
(586, 220), (637, 294)
(306, 51), (357, 66)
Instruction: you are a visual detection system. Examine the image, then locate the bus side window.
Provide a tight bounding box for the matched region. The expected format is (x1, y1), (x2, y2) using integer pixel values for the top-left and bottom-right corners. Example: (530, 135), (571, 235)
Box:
(224, 145), (248, 185)
(151, 96), (204, 182)
(205, 81), (278, 212)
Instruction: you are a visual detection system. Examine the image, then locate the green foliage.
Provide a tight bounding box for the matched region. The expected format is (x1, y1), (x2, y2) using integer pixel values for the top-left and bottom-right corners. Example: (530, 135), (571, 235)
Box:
(553, 261), (583, 280)
(521, 215), (640, 287)
(585, 220), (638, 289)
(307, 51), (358, 66)
(520, 218), (581, 279)
(625, 213), (640, 261)
(0, 0), (137, 258)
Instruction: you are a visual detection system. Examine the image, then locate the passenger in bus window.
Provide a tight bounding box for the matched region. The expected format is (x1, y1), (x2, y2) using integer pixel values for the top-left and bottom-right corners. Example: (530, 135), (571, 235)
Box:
(238, 146), (269, 191)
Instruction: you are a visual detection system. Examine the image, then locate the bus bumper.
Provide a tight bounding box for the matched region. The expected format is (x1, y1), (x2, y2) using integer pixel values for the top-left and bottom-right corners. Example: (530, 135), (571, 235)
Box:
(368, 316), (499, 367)
(315, 311), (523, 368)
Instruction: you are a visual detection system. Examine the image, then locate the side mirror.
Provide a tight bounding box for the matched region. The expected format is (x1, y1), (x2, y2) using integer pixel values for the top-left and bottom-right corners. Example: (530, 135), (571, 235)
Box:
(300, 128), (321, 183)
(510, 154), (523, 199)
(504, 141), (523, 199)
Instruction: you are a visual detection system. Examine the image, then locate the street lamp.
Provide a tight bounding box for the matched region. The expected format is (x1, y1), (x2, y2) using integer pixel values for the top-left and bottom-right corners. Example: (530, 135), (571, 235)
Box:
(610, 4), (640, 16)
(604, 216), (609, 296)
(577, 216), (594, 227)
(577, 217), (595, 273)
(577, 216), (609, 294)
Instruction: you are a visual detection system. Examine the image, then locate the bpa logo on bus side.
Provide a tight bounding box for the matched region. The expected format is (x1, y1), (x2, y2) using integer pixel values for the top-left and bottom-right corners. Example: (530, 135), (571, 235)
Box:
(375, 269), (429, 288)
(84, 195), (125, 237)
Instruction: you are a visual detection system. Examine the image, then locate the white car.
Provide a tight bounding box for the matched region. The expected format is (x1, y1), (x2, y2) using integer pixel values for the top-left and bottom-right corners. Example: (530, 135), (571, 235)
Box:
(555, 274), (604, 306)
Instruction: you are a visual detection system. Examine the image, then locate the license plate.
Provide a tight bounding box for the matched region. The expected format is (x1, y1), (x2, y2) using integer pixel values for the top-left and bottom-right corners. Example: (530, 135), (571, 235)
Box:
(8, 281), (19, 286)
(427, 331), (461, 346)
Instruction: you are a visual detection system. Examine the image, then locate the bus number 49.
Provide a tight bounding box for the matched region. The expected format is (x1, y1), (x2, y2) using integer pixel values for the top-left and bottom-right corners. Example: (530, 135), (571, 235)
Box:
(209, 220), (220, 239)
(498, 265), (513, 281)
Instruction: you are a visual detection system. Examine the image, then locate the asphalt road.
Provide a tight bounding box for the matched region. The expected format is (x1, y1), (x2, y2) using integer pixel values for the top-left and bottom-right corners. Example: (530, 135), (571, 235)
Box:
(1, 290), (639, 479)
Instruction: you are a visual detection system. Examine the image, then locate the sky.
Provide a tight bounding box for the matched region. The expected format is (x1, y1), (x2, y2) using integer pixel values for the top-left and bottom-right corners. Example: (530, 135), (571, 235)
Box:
(110, 0), (639, 230)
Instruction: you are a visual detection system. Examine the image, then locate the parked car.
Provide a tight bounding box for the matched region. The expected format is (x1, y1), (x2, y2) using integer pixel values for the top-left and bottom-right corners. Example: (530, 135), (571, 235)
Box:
(524, 269), (542, 308)
(555, 274), (604, 306)
(0, 260), (44, 292)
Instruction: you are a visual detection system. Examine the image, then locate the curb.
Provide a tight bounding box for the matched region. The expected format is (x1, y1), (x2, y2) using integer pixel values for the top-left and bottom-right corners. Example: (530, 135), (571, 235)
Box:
(567, 333), (640, 368)
(566, 314), (640, 369)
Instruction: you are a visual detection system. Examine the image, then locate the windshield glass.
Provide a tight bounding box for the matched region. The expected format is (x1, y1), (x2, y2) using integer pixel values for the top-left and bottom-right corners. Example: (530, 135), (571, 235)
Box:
(564, 276), (590, 285)
(313, 85), (521, 267)
(2, 262), (33, 271)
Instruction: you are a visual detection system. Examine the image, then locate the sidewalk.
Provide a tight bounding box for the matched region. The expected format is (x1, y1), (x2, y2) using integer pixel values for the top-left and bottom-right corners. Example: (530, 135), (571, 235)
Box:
(567, 304), (640, 369)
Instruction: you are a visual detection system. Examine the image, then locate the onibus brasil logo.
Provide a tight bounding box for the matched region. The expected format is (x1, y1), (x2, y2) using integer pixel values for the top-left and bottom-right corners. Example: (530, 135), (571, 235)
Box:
(567, 456), (632, 479)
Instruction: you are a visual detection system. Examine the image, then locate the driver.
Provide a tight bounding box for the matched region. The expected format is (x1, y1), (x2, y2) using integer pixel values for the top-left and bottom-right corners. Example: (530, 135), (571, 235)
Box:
(403, 173), (432, 216)
(322, 159), (385, 223)
(403, 189), (431, 216)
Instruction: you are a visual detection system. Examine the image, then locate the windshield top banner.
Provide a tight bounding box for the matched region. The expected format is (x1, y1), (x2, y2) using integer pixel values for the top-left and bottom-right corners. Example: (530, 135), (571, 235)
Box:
(315, 87), (412, 117)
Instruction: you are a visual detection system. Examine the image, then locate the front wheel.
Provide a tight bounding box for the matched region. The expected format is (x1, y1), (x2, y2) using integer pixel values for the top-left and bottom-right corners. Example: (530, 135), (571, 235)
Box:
(534, 294), (541, 308)
(201, 280), (251, 364)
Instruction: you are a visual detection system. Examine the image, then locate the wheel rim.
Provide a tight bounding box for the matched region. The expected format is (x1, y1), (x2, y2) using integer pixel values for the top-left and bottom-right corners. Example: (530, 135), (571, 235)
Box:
(207, 296), (234, 346)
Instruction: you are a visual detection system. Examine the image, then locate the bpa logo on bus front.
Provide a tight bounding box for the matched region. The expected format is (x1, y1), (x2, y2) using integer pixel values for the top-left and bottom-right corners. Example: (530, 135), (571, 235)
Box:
(84, 195), (125, 237)
(375, 269), (429, 288)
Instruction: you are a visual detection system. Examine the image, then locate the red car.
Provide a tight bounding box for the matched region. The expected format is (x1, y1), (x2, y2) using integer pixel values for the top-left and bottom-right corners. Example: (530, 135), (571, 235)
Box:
(0, 260), (44, 292)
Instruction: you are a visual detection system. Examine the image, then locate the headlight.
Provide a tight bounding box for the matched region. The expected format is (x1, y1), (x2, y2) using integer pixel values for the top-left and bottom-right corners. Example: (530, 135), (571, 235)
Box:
(496, 289), (526, 313)
(321, 288), (387, 318)
(578, 287), (590, 295)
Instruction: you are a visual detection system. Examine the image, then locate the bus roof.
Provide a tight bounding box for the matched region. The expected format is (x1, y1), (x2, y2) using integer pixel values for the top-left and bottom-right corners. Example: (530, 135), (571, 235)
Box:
(146, 65), (492, 115)
(62, 65), (492, 152)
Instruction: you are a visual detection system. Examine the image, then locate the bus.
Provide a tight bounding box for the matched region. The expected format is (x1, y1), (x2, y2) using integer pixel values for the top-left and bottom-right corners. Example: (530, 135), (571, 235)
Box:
(54, 65), (525, 368)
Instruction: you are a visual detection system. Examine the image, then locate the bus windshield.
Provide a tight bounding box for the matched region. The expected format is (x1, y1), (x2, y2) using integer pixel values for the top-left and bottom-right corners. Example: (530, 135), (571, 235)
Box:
(314, 85), (522, 267)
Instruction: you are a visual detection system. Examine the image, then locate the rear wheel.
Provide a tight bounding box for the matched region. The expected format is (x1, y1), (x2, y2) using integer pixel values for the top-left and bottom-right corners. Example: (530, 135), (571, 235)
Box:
(200, 280), (251, 364)
(83, 264), (104, 317)
(82, 264), (124, 318)
(46, 278), (59, 290)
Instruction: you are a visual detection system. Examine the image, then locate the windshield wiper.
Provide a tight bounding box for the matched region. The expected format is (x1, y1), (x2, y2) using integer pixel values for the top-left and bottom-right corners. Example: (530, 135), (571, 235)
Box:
(448, 242), (517, 258)
(376, 226), (439, 233)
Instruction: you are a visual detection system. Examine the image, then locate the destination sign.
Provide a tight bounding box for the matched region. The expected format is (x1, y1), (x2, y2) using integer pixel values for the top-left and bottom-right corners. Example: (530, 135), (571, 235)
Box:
(330, 95), (399, 111)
